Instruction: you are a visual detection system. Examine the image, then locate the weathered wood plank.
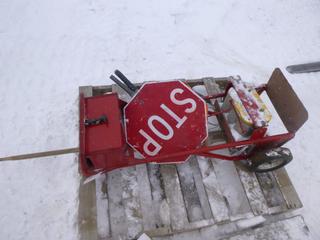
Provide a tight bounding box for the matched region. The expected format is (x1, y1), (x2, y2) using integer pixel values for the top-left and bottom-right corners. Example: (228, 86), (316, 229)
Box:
(92, 85), (113, 96)
(208, 152), (252, 219)
(78, 86), (98, 240)
(79, 86), (93, 97)
(196, 156), (229, 222)
(95, 174), (110, 239)
(208, 135), (268, 216)
(273, 168), (303, 209)
(176, 160), (204, 222)
(78, 177), (98, 240)
(147, 219), (216, 238)
(223, 215), (311, 240)
(91, 77), (228, 96)
(235, 164), (269, 216)
(255, 172), (287, 211)
(120, 167), (143, 239)
(145, 227), (172, 238)
(136, 164), (157, 231)
(0, 147), (79, 161)
(160, 165), (188, 231)
(188, 157), (214, 220)
(147, 164), (171, 228)
(203, 78), (221, 96)
(107, 169), (128, 239)
(152, 215), (310, 240)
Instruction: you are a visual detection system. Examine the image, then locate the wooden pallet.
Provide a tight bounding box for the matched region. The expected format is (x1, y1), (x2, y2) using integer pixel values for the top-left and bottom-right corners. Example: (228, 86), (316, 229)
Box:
(78, 77), (303, 240)
(152, 215), (311, 240)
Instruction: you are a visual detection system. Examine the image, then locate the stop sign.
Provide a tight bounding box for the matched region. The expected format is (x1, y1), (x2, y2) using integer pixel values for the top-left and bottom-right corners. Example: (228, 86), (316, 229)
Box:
(124, 81), (207, 163)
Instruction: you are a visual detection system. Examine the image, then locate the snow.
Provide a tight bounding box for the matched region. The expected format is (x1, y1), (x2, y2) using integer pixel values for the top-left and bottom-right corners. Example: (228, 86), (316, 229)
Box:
(0, 155), (79, 240)
(236, 216), (266, 229)
(227, 216), (311, 240)
(227, 87), (253, 124)
(260, 91), (288, 136)
(95, 174), (109, 239)
(1, 0), (320, 239)
(265, 148), (290, 157)
(192, 85), (208, 98)
(138, 233), (152, 240)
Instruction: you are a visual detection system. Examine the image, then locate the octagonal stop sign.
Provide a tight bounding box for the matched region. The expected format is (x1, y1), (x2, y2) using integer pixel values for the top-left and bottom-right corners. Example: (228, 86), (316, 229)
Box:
(124, 81), (207, 163)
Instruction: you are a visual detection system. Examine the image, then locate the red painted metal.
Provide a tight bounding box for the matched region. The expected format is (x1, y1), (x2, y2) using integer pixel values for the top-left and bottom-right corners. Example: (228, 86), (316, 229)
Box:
(204, 91), (227, 100)
(78, 73), (304, 176)
(125, 132), (295, 164)
(124, 81), (207, 163)
(207, 107), (231, 116)
(79, 86), (295, 176)
(79, 93), (128, 176)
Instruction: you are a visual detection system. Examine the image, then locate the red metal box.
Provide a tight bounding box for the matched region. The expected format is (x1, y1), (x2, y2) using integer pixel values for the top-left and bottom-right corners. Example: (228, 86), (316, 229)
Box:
(79, 93), (125, 176)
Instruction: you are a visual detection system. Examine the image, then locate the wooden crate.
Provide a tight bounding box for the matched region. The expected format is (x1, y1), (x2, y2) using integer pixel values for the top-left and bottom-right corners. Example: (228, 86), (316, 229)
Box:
(78, 77), (303, 240)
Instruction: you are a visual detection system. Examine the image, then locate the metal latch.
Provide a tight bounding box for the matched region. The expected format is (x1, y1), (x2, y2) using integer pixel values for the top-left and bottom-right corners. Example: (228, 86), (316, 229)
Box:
(84, 115), (108, 126)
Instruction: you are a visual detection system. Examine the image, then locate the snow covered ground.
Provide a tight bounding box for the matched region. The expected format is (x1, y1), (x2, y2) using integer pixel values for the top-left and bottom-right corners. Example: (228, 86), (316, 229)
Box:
(0, 0), (319, 239)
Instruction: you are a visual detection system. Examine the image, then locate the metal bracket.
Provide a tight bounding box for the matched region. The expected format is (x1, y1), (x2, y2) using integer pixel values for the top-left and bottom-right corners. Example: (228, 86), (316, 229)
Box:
(84, 115), (108, 126)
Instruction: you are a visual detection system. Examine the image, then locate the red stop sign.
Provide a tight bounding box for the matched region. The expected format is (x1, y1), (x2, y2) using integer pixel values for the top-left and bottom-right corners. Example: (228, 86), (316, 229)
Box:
(124, 81), (207, 163)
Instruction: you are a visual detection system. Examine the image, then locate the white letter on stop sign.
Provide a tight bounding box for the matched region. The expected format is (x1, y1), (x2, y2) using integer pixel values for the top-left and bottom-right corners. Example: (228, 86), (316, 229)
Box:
(170, 88), (197, 113)
(160, 104), (187, 128)
(138, 115), (174, 156)
(138, 129), (162, 156)
(148, 115), (174, 140)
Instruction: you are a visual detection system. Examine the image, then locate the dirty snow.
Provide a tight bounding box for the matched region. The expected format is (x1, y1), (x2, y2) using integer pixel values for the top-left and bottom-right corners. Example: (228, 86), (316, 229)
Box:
(1, 0), (320, 239)
(236, 215), (265, 229)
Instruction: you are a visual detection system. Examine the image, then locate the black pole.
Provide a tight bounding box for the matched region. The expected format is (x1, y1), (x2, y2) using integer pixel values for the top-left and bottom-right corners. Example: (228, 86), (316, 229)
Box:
(114, 70), (138, 92)
(109, 75), (134, 96)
